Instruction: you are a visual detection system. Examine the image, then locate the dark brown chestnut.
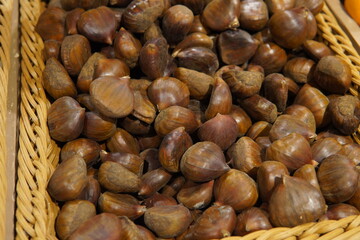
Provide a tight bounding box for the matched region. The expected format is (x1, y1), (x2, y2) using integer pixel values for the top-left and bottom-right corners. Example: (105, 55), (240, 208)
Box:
(317, 154), (359, 203)
(227, 137), (262, 177)
(303, 39), (334, 61)
(284, 104), (316, 132)
(229, 105), (252, 137)
(283, 57), (315, 84)
(106, 128), (140, 155)
(100, 150), (144, 176)
(47, 96), (85, 142)
(56, 200), (96, 240)
(180, 141), (230, 182)
(198, 114), (238, 150)
(214, 169), (258, 211)
(311, 137), (344, 163)
(293, 164), (320, 190)
(240, 94), (278, 123)
(36, 7), (66, 41)
(233, 207), (272, 236)
(94, 58), (130, 79)
(257, 161), (289, 202)
(176, 47), (219, 76)
(65, 8), (85, 35)
(61, 138), (100, 166)
(43, 57), (77, 99)
(177, 180), (214, 209)
(250, 42), (287, 75)
(77, 52), (106, 93)
(144, 205), (192, 238)
(295, 0), (324, 15)
(269, 7), (317, 49)
(122, 0), (165, 33)
(159, 127), (193, 173)
(61, 34), (91, 76)
(154, 105), (199, 136)
(148, 77), (190, 111)
(43, 40), (61, 61)
(187, 205), (236, 239)
(264, 0), (295, 14)
(48, 156), (88, 201)
(313, 56), (352, 94)
(162, 5), (194, 45)
(82, 111), (117, 141)
(90, 76), (134, 118)
(201, 0), (241, 31)
(143, 192), (177, 208)
(205, 77), (232, 120)
(98, 192), (146, 219)
(139, 168), (172, 196)
(263, 73), (288, 112)
(239, 0), (269, 32)
(114, 28), (142, 68)
(218, 29), (259, 65)
(268, 175), (326, 227)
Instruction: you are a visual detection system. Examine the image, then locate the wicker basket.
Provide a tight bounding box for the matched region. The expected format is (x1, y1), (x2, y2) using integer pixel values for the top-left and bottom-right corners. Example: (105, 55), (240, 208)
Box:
(0, 0), (16, 239)
(15, 0), (360, 239)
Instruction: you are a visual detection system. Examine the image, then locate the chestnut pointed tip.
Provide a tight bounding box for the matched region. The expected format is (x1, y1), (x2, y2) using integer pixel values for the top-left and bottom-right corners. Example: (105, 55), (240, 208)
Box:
(229, 18), (240, 29)
(221, 230), (231, 237)
(172, 49), (181, 58)
(311, 160), (319, 167)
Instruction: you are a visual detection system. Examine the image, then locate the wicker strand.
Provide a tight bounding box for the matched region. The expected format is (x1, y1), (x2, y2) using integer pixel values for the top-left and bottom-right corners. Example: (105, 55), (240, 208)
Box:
(0, 0), (14, 239)
(15, 0), (60, 239)
(15, 1), (360, 240)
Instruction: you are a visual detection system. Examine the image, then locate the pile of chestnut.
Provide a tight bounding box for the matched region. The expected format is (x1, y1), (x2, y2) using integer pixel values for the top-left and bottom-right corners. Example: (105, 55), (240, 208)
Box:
(36, 0), (360, 239)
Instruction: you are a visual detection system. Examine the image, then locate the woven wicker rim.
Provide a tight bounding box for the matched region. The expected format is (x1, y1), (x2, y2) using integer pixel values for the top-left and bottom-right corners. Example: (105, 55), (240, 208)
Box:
(0, 0), (14, 239)
(15, 1), (360, 239)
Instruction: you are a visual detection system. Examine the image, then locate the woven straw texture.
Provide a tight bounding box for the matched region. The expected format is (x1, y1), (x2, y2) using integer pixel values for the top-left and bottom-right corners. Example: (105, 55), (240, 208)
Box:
(15, 1), (360, 239)
(0, 0), (14, 239)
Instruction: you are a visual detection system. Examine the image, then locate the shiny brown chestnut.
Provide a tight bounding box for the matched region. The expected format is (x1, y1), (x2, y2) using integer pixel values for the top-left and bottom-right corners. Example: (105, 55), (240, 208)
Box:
(82, 111), (117, 141)
(284, 104), (316, 132)
(229, 105), (252, 137)
(311, 137), (344, 163)
(257, 161), (289, 202)
(98, 161), (141, 193)
(114, 28), (142, 68)
(205, 77), (232, 120)
(43, 57), (77, 99)
(303, 39), (334, 61)
(143, 192), (177, 208)
(234, 207), (272, 236)
(239, 0), (269, 32)
(283, 57), (314, 84)
(76, 174), (101, 205)
(122, 0), (165, 33)
(139, 37), (170, 80)
(180, 141), (230, 182)
(198, 114), (238, 150)
(246, 121), (272, 139)
(144, 205), (192, 238)
(173, 67), (214, 100)
(61, 138), (100, 166)
(320, 203), (360, 221)
(189, 15), (210, 34)
(293, 164), (320, 190)
(61, 34), (91, 76)
(106, 128), (140, 155)
(187, 205), (236, 239)
(140, 148), (162, 172)
(317, 154), (359, 203)
(36, 7), (66, 41)
(263, 73), (288, 112)
(313, 56), (352, 94)
(264, 0), (295, 14)
(240, 94), (278, 123)
(139, 168), (172, 196)
(250, 42), (287, 75)
(77, 53), (106, 93)
(48, 156), (88, 201)
(148, 77), (190, 111)
(172, 33), (214, 57)
(94, 58), (130, 79)
(47, 96), (85, 142)
(177, 180), (214, 209)
(201, 0), (241, 31)
(90, 76), (134, 118)
(295, 0), (324, 15)
(100, 150), (144, 176)
(162, 176), (186, 197)
(269, 175), (326, 227)
(162, 5), (194, 45)
(159, 127), (192, 173)
(214, 169), (258, 211)
(56, 200), (96, 240)
(154, 105), (199, 136)
(269, 7), (317, 49)
(227, 137), (262, 177)
(294, 84), (330, 128)
(98, 192), (146, 219)
(65, 8), (84, 35)
(68, 213), (121, 240)
(176, 47), (219, 76)
(218, 29), (259, 65)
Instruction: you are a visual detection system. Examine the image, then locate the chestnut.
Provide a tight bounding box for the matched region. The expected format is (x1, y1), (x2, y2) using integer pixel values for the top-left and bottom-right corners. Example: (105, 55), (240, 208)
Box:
(239, 0), (269, 32)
